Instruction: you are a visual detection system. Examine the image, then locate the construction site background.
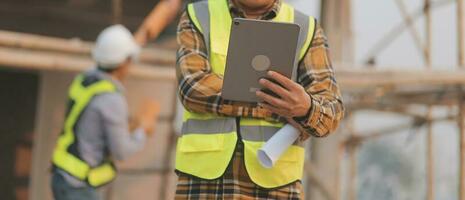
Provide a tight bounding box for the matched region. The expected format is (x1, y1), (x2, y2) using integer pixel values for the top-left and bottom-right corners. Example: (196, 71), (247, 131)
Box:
(0, 0), (464, 200)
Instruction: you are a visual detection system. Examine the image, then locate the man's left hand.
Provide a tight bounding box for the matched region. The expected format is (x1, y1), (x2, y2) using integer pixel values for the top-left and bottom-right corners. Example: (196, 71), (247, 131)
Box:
(256, 71), (311, 118)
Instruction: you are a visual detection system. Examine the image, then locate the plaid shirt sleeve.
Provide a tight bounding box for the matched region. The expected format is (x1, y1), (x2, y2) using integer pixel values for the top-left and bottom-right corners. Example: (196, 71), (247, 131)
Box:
(176, 12), (344, 137)
(176, 12), (274, 119)
(294, 24), (345, 137)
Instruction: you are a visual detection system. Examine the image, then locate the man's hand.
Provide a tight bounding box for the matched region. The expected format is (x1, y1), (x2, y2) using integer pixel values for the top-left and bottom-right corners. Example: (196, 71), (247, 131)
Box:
(256, 71), (311, 118)
(136, 99), (160, 137)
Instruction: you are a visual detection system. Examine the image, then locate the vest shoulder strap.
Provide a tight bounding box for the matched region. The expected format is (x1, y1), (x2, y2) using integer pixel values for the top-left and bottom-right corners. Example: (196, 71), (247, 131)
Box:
(187, 1), (317, 61)
(187, 0), (211, 55)
(293, 9), (317, 61)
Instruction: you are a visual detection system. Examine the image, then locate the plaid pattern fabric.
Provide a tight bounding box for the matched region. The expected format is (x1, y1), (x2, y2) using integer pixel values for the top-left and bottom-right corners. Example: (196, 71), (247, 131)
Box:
(176, 0), (344, 138)
(175, 142), (304, 200)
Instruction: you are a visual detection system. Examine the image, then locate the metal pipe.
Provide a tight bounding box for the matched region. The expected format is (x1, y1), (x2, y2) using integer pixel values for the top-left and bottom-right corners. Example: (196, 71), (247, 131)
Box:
(458, 86), (465, 200)
(347, 145), (358, 200)
(112, 0), (123, 24)
(458, 0), (465, 67)
(457, 0), (465, 199)
(424, 1), (435, 199)
(363, 0), (453, 64)
(395, 0), (429, 61)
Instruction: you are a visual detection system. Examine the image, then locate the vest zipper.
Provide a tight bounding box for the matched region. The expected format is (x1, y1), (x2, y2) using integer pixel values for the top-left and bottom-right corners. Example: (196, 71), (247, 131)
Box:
(236, 117), (242, 140)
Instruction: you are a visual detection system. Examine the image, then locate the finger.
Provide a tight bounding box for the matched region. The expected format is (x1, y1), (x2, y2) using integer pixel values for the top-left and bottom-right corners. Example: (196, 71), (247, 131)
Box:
(267, 71), (298, 91)
(259, 78), (291, 100)
(256, 90), (290, 109)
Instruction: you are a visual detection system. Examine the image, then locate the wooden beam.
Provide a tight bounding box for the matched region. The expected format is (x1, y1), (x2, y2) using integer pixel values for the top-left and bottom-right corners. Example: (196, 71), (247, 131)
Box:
(337, 68), (465, 89)
(458, 0), (465, 68)
(0, 2), (143, 28)
(346, 114), (456, 143)
(394, 0), (428, 60)
(456, 15), (465, 199)
(459, 86), (465, 200)
(158, 94), (178, 200)
(424, 1), (435, 199)
(426, 109), (435, 200)
(455, 1), (465, 199)
(320, 0), (354, 63)
(347, 145), (358, 200)
(6, 31), (465, 89)
(304, 162), (336, 200)
(364, 0), (453, 63)
(112, 0), (123, 24)
(0, 47), (176, 81)
(0, 30), (176, 65)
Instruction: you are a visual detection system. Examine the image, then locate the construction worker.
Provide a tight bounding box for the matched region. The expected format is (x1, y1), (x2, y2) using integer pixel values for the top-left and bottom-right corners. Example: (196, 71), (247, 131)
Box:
(50, 25), (157, 200)
(174, 0), (344, 199)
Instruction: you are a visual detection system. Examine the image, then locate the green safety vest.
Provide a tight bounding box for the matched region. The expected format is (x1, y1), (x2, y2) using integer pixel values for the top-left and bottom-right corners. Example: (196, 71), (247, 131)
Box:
(52, 73), (118, 188)
(175, 0), (316, 189)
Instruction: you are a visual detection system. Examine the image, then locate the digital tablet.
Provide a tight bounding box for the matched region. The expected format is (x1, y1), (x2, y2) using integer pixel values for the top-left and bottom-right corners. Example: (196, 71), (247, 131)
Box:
(221, 18), (301, 103)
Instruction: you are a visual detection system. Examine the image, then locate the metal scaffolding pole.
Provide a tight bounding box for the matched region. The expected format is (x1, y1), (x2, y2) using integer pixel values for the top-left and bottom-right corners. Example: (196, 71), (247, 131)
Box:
(457, 0), (465, 199)
(458, 87), (465, 200)
(426, 110), (435, 200)
(347, 145), (358, 200)
(425, 1), (435, 200)
(112, 0), (123, 24)
(458, 0), (465, 68)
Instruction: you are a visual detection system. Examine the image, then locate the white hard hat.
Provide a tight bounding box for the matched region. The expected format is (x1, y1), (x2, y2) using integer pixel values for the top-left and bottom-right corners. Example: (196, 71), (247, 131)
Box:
(92, 24), (140, 69)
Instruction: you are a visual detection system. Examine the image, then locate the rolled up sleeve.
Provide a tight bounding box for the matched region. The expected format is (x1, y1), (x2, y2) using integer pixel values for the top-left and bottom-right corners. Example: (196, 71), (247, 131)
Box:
(294, 24), (345, 138)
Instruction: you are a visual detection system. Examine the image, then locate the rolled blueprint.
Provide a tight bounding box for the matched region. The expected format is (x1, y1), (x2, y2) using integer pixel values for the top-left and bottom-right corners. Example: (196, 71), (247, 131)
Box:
(257, 124), (300, 168)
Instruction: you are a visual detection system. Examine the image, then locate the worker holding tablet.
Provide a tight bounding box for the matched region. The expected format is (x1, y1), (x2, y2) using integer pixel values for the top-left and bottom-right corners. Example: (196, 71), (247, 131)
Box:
(175, 0), (344, 199)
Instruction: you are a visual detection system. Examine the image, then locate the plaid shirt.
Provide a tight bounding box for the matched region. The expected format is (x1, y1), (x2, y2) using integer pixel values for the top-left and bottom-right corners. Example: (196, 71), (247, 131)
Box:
(175, 142), (304, 200)
(176, 0), (344, 138)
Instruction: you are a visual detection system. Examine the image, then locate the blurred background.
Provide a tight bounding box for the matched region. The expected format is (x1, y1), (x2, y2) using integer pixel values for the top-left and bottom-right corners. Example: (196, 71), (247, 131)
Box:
(0, 0), (464, 200)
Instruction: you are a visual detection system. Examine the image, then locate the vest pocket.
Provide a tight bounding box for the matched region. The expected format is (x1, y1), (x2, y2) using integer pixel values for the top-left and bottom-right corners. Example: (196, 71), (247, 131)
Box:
(277, 146), (302, 162)
(179, 134), (225, 153)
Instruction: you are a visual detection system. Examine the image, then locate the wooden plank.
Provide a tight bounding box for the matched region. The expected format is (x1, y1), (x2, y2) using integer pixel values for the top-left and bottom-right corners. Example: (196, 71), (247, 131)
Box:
(5, 32), (465, 89)
(459, 89), (465, 200)
(30, 71), (76, 200)
(320, 0), (354, 63)
(0, 30), (176, 65)
(112, 0), (123, 24)
(336, 68), (465, 89)
(0, 47), (175, 81)
(458, 0), (465, 68)
(458, 0), (465, 199)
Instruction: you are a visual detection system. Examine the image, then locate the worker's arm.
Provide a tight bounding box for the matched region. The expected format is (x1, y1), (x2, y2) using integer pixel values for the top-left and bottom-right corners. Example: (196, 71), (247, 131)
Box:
(97, 93), (147, 161)
(176, 12), (275, 120)
(257, 24), (345, 138)
(134, 0), (182, 45)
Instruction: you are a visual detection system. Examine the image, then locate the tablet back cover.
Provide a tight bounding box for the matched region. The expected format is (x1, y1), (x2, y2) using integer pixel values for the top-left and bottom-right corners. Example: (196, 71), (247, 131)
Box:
(221, 18), (301, 103)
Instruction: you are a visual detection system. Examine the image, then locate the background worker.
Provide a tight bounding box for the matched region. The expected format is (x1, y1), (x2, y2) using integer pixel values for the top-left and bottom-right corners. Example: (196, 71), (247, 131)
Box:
(174, 0), (344, 199)
(50, 25), (158, 200)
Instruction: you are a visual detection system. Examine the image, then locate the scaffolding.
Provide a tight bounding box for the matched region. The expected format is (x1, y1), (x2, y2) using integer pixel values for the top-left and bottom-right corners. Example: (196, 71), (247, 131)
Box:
(321, 0), (465, 200)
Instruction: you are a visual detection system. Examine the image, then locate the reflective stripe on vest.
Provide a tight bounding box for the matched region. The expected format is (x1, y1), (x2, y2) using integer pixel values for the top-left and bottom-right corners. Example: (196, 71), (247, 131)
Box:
(52, 74), (117, 188)
(178, 0), (316, 188)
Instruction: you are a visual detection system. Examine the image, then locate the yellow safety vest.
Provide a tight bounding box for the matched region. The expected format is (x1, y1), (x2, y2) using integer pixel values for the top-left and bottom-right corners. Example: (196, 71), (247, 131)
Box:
(52, 73), (117, 188)
(176, 0), (316, 189)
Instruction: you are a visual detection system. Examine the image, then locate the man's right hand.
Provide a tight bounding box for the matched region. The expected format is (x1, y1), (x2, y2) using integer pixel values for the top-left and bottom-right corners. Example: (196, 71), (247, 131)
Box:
(136, 99), (160, 137)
